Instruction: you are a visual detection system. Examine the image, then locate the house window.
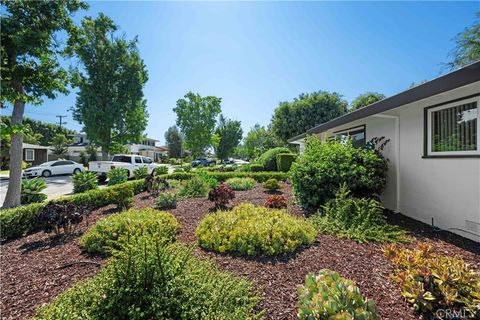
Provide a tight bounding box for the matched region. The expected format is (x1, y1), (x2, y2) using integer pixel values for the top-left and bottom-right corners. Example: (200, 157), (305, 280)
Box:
(427, 97), (479, 156)
(332, 126), (366, 148)
(25, 149), (35, 161)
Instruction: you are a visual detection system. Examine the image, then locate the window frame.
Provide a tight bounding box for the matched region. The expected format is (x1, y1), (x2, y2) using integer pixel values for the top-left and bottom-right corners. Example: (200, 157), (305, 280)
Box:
(25, 149), (35, 161)
(330, 125), (366, 148)
(424, 96), (479, 158)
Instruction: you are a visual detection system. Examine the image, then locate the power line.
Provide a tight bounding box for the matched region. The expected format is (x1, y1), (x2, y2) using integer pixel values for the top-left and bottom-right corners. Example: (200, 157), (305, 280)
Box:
(56, 115), (68, 129)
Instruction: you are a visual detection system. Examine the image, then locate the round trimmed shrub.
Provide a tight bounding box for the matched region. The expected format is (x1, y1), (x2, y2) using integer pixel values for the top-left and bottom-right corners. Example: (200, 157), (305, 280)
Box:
(225, 177), (256, 190)
(196, 203), (317, 256)
(155, 192), (178, 210)
(276, 153), (296, 172)
(263, 178), (282, 192)
(80, 208), (179, 255)
(258, 147), (291, 171)
(290, 136), (388, 209)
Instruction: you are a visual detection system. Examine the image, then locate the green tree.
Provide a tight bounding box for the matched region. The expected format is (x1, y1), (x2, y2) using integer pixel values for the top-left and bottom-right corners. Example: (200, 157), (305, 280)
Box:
(51, 134), (72, 156)
(213, 115), (243, 160)
(69, 14), (148, 159)
(164, 125), (183, 159)
(1, 0), (87, 207)
(448, 12), (480, 69)
(85, 144), (98, 162)
(243, 124), (280, 159)
(173, 92), (222, 157)
(271, 91), (347, 144)
(350, 92), (385, 111)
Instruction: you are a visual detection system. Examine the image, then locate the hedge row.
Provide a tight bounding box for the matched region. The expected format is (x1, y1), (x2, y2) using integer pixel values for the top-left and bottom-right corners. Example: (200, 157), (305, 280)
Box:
(158, 171), (288, 183)
(0, 179), (145, 241)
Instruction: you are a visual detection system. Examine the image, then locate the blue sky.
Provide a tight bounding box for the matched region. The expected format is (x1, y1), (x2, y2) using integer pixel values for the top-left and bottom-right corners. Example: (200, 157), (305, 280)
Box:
(2, 1), (478, 144)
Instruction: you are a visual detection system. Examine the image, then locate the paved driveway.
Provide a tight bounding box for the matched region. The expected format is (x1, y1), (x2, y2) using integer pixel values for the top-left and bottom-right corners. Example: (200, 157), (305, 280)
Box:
(0, 175), (75, 205)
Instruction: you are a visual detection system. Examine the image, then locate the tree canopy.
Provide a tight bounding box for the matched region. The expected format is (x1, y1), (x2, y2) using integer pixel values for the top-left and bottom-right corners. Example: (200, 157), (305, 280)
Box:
(350, 92), (385, 111)
(271, 91), (347, 144)
(173, 92), (222, 157)
(242, 124), (280, 159)
(69, 14), (148, 158)
(448, 12), (480, 70)
(213, 115), (243, 160)
(1, 0), (86, 207)
(164, 125), (183, 158)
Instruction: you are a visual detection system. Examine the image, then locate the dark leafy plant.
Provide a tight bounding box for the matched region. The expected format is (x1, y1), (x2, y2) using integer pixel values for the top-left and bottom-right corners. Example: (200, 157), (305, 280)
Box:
(249, 164), (264, 172)
(132, 166), (149, 180)
(145, 175), (170, 196)
(72, 171), (98, 193)
(21, 178), (47, 204)
(155, 192), (178, 210)
(208, 183), (235, 209)
(264, 195), (287, 208)
(107, 167), (129, 186)
(298, 269), (380, 319)
(35, 202), (86, 236)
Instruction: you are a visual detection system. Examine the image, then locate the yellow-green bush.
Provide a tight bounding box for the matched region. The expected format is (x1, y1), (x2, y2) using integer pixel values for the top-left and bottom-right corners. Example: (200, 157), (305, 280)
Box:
(384, 243), (480, 317)
(196, 203), (317, 256)
(298, 269), (379, 319)
(80, 208), (179, 255)
(225, 177), (256, 190)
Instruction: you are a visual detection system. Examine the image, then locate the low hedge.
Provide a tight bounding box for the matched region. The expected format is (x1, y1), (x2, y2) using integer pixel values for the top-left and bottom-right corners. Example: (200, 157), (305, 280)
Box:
(80, 208), (180, 255)
(0, 179), (146, 241)
(196, 203), (317, 256)
(157, 171), (288, 183)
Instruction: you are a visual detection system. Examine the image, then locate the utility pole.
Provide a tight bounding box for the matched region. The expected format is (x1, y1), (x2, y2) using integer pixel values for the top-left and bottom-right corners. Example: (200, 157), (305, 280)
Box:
(56, 115), (67, 129)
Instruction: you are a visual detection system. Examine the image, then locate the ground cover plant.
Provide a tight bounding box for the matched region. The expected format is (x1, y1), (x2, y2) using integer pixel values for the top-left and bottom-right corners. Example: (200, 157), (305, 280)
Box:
(155, 192), (178, 210)
(21, 178), (47, 204)
(107, 167), (129, 186)
(196, 203), (317, 256)
(264, 195), (287, 208)
(310, 185), (408, 243)
(263, 178), (282, 192)
(208, 183), (235, 209)
(80, 208), (179, 255)
(298, 269), (380, 319)
(384, 243), (480, 317)
(290, 136), (388, 209)
(72, 171), (98, 193)
(35, 236), (262, 320)
(226, 177), (256, 190)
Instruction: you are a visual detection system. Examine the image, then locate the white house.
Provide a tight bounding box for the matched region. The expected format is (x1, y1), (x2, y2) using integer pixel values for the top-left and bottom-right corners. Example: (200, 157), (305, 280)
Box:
(289, 62), (480, 241)
(127, 137), (165, 162)
(66, 133), (102, 161)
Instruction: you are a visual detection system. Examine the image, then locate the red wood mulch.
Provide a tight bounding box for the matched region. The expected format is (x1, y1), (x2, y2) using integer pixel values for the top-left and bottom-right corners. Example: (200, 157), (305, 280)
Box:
(1, 183), (479, 320)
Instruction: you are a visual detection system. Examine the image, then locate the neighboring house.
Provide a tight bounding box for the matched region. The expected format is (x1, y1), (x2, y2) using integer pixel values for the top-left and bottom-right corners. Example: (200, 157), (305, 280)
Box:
(23, 143), (51, 166)
(66, 133), (102, 162)
(127, 138), (165, 162)
(289, 62), (480, 241)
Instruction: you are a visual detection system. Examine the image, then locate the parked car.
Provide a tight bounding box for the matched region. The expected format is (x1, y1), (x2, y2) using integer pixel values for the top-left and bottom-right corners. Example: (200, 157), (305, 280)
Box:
(88, 154), (157, 182)
(222, 158), (235, 164)
(191, 157), (216, 167)
(23, 160), (84, 178)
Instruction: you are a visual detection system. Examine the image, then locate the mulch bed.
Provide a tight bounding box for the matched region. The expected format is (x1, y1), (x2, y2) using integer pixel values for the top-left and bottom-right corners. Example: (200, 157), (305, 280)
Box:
(1, 183), (479, 319)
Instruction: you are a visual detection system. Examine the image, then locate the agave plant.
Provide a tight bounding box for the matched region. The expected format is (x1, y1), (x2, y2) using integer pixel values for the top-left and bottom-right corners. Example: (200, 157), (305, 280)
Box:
(72, 171), (98, 193)
(21, 178), (47, 204)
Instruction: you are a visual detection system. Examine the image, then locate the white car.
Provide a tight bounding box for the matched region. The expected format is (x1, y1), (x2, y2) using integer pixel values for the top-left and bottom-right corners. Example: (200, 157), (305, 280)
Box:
(23, 160), (84, 178)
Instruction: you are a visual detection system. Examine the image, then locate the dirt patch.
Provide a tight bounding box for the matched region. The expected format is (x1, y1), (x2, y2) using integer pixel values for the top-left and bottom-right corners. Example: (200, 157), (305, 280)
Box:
(1, 183), (478, 319)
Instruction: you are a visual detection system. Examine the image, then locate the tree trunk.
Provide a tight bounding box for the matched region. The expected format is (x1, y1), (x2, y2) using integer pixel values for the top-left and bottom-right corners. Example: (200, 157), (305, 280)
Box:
(101, 148), (109, 161)
(3, 97), (25, 208)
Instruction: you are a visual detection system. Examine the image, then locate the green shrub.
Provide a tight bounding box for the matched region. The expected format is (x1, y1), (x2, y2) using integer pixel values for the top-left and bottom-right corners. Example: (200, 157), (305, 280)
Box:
(290, 137), (388, 209)
(258, 147), (291, 171)
(155, 192), (178, 210)
(21, 178), (47, 204)
(196, 203), (317, 256)
(107, 167), (129, 186)
(225, 177), (256, 190)
(249, 164), (264, 172)
(182, 163), (192, 172)
(123, 179), (146, 194)
(72, 171), (98, 193)
(36, 237), (262, 320)
(0, 203), (45, 240)
(298, 269), (379, 320)
(174, 167), (184, 173)
(262, 178), (282, 192)
(155, 166), (168, 175)
(276, 153), (296, 172)
(157, 171), (287, 183)
(132, 166), (149, 180)
(384, 243), (480, 317)
(178, 176), (210, 198)
(310, 185), (408, 243)
(80, 208), (179, 255)
(196, 170), (218, 188)
(105, 182), (134, 210)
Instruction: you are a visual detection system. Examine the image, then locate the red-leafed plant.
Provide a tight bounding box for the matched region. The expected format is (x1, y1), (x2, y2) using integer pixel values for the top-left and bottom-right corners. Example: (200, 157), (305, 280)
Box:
(264, 195), (287, 209)
(208, 183), (235, 209)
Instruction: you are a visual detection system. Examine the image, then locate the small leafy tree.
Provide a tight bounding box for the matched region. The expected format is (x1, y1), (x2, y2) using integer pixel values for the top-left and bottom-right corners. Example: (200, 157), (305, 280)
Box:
(164, 125), (183, 159)
(85, 144), (98, 161)
(173, 92), (222, 157)
(51, 134), (72, 156)
(213, 115), (243, 160)
(1, 0), (87, 207)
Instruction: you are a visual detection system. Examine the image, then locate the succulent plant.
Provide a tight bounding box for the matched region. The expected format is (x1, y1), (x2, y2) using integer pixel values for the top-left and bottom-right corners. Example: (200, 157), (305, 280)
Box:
(21, 178), (47, 204)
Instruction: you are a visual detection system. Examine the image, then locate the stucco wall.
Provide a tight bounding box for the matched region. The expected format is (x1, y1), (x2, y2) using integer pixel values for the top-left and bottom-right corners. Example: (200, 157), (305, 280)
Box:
(322, 82), (480, 241)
